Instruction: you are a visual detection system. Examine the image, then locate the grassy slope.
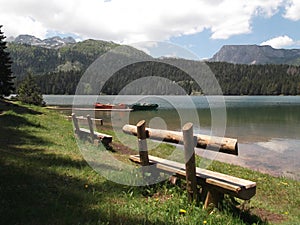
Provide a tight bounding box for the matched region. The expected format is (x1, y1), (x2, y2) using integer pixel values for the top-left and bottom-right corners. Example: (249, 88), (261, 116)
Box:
(0, 100), (299, 225)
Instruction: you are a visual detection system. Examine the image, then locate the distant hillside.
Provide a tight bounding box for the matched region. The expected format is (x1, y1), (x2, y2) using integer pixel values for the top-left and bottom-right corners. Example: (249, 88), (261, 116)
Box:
(210, 45), (300, 65)
(7, 38), (120, 80)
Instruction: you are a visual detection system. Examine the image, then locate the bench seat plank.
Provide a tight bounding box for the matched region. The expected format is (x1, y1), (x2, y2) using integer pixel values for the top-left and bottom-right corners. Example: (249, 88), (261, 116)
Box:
(129, 155), (256, 200)
(78, 128), (112, 144)
(79, 128), (112, 139)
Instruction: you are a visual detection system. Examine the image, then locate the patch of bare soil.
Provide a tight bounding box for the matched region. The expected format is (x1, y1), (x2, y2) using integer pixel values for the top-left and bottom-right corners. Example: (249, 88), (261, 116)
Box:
(251, 208), (287, 224)
(111, 142), (136, 155)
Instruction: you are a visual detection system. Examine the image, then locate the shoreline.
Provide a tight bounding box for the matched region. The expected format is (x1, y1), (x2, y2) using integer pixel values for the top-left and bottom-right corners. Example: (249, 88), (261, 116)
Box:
(195, 144), (300, 181)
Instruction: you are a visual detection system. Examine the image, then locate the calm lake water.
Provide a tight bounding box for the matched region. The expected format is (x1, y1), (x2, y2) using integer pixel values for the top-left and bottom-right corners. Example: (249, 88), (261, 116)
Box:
(44, 95), (300, 180)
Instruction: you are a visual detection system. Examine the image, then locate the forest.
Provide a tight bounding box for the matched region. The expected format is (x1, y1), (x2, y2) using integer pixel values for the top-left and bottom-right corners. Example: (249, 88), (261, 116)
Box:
(34, 60), (300, 95)
(6, 41), (300, 95)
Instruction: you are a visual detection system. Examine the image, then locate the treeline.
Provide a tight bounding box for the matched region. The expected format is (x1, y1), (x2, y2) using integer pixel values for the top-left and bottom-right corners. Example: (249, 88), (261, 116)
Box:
(35, 71), (82, 94)
(32, 60), (300, 95)
(100, 61), (201, 95)
(208, 62), (300, 95)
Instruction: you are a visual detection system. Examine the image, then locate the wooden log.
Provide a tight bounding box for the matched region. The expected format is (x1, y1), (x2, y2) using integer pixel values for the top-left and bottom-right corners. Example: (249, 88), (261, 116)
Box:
(136, 120), (149, 166)
(122, 124), (238, 155)
(182, 122), (198, 203)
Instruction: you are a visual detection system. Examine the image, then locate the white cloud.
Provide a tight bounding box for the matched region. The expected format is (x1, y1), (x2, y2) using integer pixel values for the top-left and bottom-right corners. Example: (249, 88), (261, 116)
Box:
(260, 35), (295, 48)
(0, 0), (285, 42)
(130, 42), (158, 55)
(284, 0), (300, 21)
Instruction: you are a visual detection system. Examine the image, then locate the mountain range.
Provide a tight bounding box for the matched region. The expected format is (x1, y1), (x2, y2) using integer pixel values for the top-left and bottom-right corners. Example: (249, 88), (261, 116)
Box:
(209, 44), (300, 65)
(7, 34), (76, 49)
(7, 36), (119, 79)
(7, 34), (300, 65)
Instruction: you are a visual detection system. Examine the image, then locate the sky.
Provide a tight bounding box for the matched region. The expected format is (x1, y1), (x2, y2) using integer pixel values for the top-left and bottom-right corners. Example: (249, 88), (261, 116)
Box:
(0, 0), (300, 59)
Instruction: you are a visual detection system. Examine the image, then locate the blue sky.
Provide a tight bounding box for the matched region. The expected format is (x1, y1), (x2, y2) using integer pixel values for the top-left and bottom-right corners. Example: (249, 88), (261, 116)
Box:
(170, 6), (300, 59)
(0, 0), (300, 59)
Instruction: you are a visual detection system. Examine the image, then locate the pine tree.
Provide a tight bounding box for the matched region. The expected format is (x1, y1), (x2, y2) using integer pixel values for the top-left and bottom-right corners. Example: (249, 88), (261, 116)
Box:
(17, 73), (44, 106)
(0, 25), (14, 97)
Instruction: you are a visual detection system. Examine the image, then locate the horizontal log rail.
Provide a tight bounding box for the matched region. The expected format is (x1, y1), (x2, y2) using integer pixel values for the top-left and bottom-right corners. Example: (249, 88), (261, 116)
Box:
(122, 124), (238, 155)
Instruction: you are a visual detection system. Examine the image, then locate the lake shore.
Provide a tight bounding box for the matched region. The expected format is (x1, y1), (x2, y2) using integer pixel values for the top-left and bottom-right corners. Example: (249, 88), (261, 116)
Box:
(195, 145), (300, 181)
(1, 99), (299, 224)
(46, 94), (300, 182)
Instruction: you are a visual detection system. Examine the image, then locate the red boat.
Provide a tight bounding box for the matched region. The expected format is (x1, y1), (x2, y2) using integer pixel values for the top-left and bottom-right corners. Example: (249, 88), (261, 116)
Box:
(94, 103), (127, 109)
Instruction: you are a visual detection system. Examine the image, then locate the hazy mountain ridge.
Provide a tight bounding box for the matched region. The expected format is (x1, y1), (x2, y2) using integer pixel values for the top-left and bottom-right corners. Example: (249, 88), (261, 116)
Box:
(8, 34), (76, 49)
(210, 45), (300, 65)
(8, 34), (300, 66)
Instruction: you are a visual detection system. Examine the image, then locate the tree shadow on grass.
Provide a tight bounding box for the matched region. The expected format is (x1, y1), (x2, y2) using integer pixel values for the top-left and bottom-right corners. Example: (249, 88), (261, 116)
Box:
(230, 206), (268, 225)
(0, 160), (163, 224)
(0, 112), (47, 147)
(0, 99), (42, 115)
(0, 149), (166, 225)
(0, 102), (167, 225)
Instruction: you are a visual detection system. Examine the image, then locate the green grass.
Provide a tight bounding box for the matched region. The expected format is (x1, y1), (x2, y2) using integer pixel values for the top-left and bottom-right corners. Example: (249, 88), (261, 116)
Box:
(0, 100), (299, 225)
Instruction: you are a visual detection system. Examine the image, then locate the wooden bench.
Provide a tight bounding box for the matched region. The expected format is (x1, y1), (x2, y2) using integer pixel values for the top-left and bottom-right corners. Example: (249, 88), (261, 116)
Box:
(123, 121), (256, 209)
(71, 113), (112, 146)
(130, 155), (256, 207)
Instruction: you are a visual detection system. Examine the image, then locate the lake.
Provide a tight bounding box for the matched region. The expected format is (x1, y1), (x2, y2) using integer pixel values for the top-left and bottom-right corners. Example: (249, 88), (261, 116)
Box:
(44, 95), (300, 180)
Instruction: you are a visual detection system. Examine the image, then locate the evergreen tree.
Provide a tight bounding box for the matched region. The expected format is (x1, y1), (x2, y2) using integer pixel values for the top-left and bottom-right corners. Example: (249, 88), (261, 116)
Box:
(17, 73), (44, 106)
(0, 25), (14, 97)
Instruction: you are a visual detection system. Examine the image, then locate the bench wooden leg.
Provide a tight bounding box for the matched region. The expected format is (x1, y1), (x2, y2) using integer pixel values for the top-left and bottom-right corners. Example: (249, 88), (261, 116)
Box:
(204, 189), (224, 209)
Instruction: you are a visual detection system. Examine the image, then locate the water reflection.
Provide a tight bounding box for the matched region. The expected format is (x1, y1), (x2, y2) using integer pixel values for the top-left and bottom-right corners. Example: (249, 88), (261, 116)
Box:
(225, 105), (300, 142)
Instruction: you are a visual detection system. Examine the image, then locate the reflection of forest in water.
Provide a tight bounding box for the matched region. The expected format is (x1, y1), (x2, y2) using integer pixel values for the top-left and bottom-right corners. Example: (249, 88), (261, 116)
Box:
(225, 105), (300, 142)
(121, 105), (300, 143)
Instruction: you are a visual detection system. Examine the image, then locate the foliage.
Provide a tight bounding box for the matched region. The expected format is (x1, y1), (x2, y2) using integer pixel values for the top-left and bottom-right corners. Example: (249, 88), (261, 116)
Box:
(208, 62), (300, 95)
(0, 25), (14, 97)
(79, 60), (300, 95)
(31, 60), (300, 95)
(7, 39), (119, 85)
(35, 70), (83, 94)
(17, 73), (44, 106)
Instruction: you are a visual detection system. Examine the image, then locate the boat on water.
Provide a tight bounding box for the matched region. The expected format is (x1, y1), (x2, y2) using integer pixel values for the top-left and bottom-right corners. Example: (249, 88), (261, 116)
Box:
(94, 102), (158, 111)
(94, 103), (127, 109)
(131, 103), (158, 111)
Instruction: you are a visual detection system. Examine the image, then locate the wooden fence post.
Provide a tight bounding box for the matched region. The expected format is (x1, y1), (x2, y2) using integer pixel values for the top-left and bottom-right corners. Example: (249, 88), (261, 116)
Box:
(182, 122), (198, 203)
(71, 113), (80, 134)
(87, 115), (95, 138)
(136, 120), (149, 166)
